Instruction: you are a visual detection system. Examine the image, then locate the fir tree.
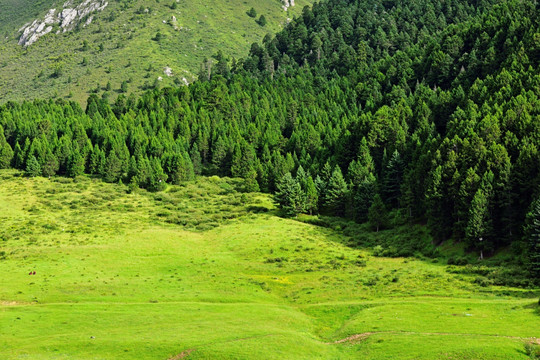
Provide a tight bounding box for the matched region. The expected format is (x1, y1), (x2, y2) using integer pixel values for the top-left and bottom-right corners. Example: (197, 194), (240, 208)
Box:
(304, 176), (318, 215)
(325, 167), (348, 216)
(368, 194), (387, 232)
(524, 197), (540, 279)
(68, 150), (85, 178)
(26, 155), (41, 177)
(465, 188), (491, 259)
(275, 172), (304, 217)
(0, 126), (13, 169)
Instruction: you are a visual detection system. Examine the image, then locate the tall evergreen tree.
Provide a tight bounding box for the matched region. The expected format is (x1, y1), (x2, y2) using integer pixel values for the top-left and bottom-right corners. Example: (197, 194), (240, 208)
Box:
(325, 167), (348, 216)
(368, 194), (387, 232)
(524, 197), (540, 280)
(0, 126), (13, 169)
(275, 172), (304, 217)
(26, 155), (41, 177)
(68, 150), (85, 178)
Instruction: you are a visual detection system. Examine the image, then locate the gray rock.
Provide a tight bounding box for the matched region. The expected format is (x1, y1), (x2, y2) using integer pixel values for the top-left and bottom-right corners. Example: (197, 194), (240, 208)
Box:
(18, 0), (109, 46)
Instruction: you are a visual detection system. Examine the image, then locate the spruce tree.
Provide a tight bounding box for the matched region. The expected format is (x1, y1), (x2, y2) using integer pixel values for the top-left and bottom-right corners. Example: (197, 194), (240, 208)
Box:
(465, 188), (491, 259)
(275, 172), (304, 217)
(368, 194), (387, 232)
(26, 156), (41, 177)
(354, 173), (377, 222)
(382, 149), (403, 208)
(304, 176), (318, 215)
(12, 142), (24, 169)
(42, 149), (59, 177)
(0, 126), (13, 169)
(325, 167), (348, 216)
(524, 198), (540, 280)
(68, 150), (85, 178)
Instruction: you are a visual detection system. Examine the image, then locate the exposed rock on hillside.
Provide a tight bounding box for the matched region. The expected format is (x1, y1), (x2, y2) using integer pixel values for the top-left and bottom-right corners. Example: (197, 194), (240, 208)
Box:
(18, 0), (108, 46)
(282, 0), (295, 11)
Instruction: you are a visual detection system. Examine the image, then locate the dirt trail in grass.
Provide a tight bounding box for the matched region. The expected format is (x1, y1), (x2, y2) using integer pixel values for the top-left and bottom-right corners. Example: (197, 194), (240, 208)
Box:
(331, 331), (539, 344)
(168, 349), (195, 359)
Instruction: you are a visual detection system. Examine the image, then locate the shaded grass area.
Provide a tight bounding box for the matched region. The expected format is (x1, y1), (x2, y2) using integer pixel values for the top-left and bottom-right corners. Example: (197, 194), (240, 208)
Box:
(0, 170), (539, 359)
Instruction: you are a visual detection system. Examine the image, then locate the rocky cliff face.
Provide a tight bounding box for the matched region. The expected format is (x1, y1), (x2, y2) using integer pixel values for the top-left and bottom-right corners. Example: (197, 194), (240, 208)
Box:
(18, 0), (108, 46)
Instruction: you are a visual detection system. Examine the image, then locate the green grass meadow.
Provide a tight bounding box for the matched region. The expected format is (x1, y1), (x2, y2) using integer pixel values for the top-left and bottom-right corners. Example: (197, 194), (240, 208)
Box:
(0, 170), (539, 359)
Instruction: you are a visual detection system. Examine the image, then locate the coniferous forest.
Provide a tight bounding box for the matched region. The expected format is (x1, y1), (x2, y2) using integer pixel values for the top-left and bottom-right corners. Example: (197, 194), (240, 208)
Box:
(0, 0), (539, 278)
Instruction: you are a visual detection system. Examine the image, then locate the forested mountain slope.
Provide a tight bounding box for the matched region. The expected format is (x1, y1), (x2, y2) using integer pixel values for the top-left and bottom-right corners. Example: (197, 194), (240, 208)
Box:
(0, 0), (310, 103)
(0, 0), (538, 275)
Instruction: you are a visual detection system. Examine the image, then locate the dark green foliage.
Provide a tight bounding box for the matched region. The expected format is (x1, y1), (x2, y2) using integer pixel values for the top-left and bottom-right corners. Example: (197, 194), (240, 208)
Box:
(325, 167), (348, 216)
(304, 176), (318, 215)
(246, 7), (257, 18)
(368, 194), (387, 232)
(42, 149), (59, 177)
(524, 198), (540, 280)
(275, 172), (304, 217)
(382, 150), (403, 208)
(68, 150), (85, 178)
(256, 15), (266, 27)
(0, 126), (13, 169)
(120, 81), (128, 93)
(26, 155), (41, 177)
(153, 31), (163, 42)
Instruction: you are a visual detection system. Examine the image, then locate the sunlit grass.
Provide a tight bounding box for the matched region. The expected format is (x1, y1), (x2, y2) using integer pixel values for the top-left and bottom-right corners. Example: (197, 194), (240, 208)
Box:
(0, 170), (538, 359)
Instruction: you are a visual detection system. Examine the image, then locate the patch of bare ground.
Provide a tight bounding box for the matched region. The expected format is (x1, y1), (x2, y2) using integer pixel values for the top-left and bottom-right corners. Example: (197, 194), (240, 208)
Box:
(168, 349), (195, 360)
(330, 333), (372, 344)
(1, 301), (29, 306)
(330, 331), (539, 345)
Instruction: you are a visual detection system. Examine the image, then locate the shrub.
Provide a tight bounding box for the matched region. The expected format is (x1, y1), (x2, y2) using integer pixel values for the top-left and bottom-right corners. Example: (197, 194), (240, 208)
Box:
(447, 256), (469, 266)
(524, 342), (540, 360)
(256, 15), (267, 26)
(246, 7), (257, 18)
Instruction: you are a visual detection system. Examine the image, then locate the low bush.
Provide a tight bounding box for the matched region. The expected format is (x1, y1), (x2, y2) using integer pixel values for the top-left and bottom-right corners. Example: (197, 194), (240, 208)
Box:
(524, 342), (540, 360)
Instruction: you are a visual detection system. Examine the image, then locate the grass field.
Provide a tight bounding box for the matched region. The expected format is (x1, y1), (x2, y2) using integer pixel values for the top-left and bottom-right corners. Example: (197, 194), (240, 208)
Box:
(0, 0), (311, 104)
(0, 170), (539, 359)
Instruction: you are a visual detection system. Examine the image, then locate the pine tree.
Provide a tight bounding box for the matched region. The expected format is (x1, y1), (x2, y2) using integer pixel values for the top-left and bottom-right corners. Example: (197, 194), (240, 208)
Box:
(275, 172), (304, 217)
(368, 194), (387, 232)
(0, 126), (13, 169)
(26, 155), (41, 177)
(148, 157), (167, 192)
(68, 150), (85, 178)
(12, 141), (24, 169)
(465, 188), (491, 259)
(42, 149), (59, 177)
(524, 198), (540, 279)
(382, 149), (403, 208)
(304, 176), (318, 215)
(190, 143), (202, 175)
(353, 173), (377, 222)
(325, 167), (348, 216)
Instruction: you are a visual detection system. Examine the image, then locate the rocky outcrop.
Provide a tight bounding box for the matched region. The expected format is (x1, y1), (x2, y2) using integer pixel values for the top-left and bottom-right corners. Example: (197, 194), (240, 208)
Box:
(282, 0), (295, 11)
(18, 0), (108, 46)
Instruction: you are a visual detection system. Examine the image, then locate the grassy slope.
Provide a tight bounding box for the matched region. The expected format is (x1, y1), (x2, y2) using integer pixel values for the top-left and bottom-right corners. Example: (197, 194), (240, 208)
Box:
(0, 170), (538, 359)
(0, 0), (310, 104)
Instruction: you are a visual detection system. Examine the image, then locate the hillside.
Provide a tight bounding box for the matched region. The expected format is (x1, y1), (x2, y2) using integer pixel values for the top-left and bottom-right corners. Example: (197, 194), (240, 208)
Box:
(0, 0), (310, 103)
(0, 171), (538, 359)
(1, 0), (538, 264)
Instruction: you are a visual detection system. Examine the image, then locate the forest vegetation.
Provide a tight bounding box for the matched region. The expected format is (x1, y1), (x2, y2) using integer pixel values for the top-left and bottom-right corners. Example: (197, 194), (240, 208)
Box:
(0, 0), (538, 276)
